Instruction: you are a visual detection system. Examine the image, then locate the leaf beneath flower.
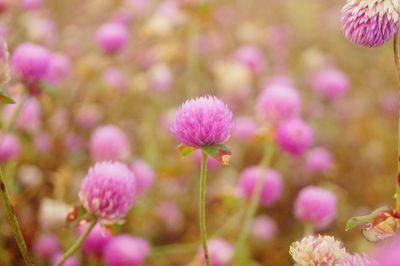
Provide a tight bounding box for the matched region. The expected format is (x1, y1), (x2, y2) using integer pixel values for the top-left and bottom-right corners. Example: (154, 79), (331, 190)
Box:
(66, 205), (88, 227)
(178, 145), (197, 157)
(201, 144), (231, 165)
(37, 82), (60, 97)
(0, 90), (15, 104)
(345, 206), (389, 231)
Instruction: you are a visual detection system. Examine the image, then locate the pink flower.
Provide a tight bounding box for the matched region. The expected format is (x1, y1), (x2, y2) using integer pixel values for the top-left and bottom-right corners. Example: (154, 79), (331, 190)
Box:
(45, 53), (71, 83)
(33, 234), (60, 258)
(89, 125), (130, 162)
(340, 253), (377, 266)
(310, 68), (349, 100)
(294, 186), (337, 229)
(51, 253), (78, 266)
(4, 97), (41, 133)
(238, 166), (283, 207)
(104, 67), (128, 92)
(171, 96), (233, 148)
(103, 235), (150, 266)
(341, 0), (399, 48)
(305, 147), (333, 174)
(11, 42), (50, 84)
(256, 84), (301, 125)
(234, 45), (264, 75)
(232, 116), (257, 141)
(78, 223), (112, 257)
(0, 133), (21, 162)
(129, 159), (155, 197)
(276, 118), (313, 156)
(79, 162), (136, 224)
(251, 215), (278, 242)
(21, 0), (42, 10)
(96, 22), (128, 54)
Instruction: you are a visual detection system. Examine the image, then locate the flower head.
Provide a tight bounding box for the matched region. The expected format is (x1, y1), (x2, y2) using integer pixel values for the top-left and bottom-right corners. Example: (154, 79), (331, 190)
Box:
(51, 253), (78, 266)
(4, 96), (41, 133)
(89, 125), (130, 162)
(79, 161), (136, 224)
(290, 235), (347, 266)
(33, 234), (60, 259)
(341, 0), (400, 48)
(234, 45), (264, 74)
(251, 215), (278, 242)
(232, 116), (257, 141)
(96, 22), (128, 53)
(276, 118), (313, 156)
(129, 159), (155, 198)
(238, 166), (283, 207)
(0, 133), (21, 162)
(170, 96), (233, 148)
(103, 235), (150, 266)
(256, 84), (301, 125)
(11, 42), (50, 83)
(294, 186), (337, 229)
(310, 68), (349, 100)
(305, 147), (333, 174)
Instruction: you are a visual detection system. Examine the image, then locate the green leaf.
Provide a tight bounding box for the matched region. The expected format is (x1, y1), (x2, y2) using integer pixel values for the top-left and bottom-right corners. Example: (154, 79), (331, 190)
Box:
(37, 82), (60, 97)
(201, 144), (232, 165)
(66, 205), (89, 227)
(345, 206), (389, 231)
(178, 145), (197, 157)
(0, 90), (15, 104)
(201, 145), (220, 158)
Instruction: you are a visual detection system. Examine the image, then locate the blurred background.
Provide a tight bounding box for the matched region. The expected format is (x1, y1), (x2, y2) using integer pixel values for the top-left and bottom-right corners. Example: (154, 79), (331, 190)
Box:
(0, 0), (398, 265)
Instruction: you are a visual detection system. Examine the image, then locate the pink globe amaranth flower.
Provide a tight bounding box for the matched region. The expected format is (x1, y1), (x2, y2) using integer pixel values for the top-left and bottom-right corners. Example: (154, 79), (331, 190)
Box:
(232, 116), (257, 141)
(197, 238), (233, 266)
(0, 133), (21, 162)
(51, 253), (78, 266)
(234, 45), (264, 75)
(294, 186), (337, 229)
(33, 234), (60, 258)
(305, 147), (333, 174)
(89, 125), (130, 162)
(256, 85), (301, 125)
(103, 235), (150, 266)
(79, 162), (136, 224)
(341, 0), (400, 48)
(129, 159), (155, 197)
(63, 132), (83, 153)
(45, 53), (71, 83)
(310, 68), (349, 100)
(239, 166), (283, 207)
(170, 96), (233, 148)
(157, 201), (183, 233)
(11, 42), (50, 84)
(251, 215), (278, 242)
(78, 223), (112, 257)
(104, 67), (128, 92)
(4, 96), (41, 133)
(340, 253), (377, 266)
(276, 118), (313, 156)
(374, 235), (400, 265)
(21, 0), (42, 10)
(96, 22), (128, 54)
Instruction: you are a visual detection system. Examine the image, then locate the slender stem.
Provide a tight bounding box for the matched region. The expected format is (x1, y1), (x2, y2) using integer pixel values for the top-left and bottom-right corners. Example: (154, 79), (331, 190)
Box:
(235, 140), (274, 265)
(0, 168), (34, 265)
(56, 219), (96, 266)
(199, 151), (211, 266)
(394, 30), (400, 213)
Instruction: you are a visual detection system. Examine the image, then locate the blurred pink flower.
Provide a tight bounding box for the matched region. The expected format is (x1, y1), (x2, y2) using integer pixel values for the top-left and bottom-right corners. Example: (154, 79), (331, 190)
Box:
(103, 235), (150, 266)
(276, 118), (313, 156)
(96, 22), (128, 54)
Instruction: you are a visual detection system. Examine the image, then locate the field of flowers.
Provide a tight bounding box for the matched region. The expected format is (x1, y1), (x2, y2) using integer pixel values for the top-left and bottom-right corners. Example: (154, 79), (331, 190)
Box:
(1, 0), (400, 265)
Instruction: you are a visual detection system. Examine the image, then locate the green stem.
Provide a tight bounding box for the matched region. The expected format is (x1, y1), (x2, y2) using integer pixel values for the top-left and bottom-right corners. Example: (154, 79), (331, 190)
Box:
(199, 151), (211, 266)
(0, 168), (33, 265)
(235, 140), (274, 265)
(394, 30), (400, 213)
(56, 219), (96, 266)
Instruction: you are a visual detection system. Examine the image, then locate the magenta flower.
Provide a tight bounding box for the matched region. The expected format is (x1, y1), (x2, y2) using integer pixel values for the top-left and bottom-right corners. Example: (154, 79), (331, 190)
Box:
(89, 125), (130, 162)
(234, 45), (264, 75)
(4, 96), (41, 133)
(51, 253), (78, 266)
(0, 133), (20, 162)
(232, 116), (257, 141)
(310, 68), (350, 100)
(197, 238), (233, 266)
(276, 118), (313, 156)
(103, 235), (150, 266)
(33, 234), (60, 259)
(79, 162), (136, 224)
(341, 0), (400, 48)
(78, 223), (112, 257)
(305, 147), (333, 174)
(129, 159), (155, 198)
(45, 53), (71, 84)
(374, 235), (400, 265)
(256, 84), (301, 125)
(340, 253), (377, 266)
(170, 96), (233, 148)
(96, 22), (128, 54)
(294, 186), (337, 229)
(104, 67), (128, 92)
(11, 42), (50, 84)
(238, 166), (283, 207)
(251, 215), (278, 242)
